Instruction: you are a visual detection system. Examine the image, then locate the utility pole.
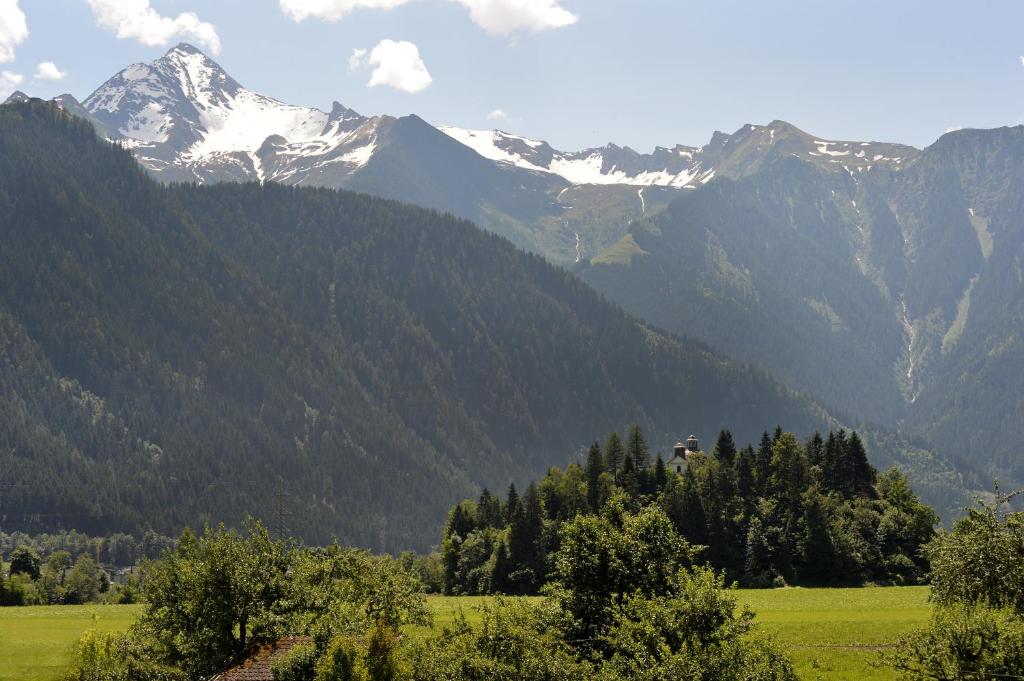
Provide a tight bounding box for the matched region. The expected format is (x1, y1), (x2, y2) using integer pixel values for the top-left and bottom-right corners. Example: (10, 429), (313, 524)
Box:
(271, 481), (292, 540)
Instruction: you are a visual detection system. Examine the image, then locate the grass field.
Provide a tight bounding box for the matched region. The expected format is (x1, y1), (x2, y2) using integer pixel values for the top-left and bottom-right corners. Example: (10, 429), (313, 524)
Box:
(0, 604), (144, 681)
(0, 587), (931, 681)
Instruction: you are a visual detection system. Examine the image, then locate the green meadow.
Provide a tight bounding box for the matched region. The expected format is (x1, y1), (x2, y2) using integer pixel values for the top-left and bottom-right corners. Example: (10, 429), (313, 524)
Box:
(0, 587), (931, 681)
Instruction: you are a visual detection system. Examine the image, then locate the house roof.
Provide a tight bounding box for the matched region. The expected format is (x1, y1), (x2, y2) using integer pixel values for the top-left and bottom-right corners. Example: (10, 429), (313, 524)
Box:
(210, 637), (311, 681)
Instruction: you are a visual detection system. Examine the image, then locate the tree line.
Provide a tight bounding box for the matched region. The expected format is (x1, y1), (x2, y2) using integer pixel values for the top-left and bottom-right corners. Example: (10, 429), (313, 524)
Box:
(62, 519), (799, 681)
(441, 425), (938, 594)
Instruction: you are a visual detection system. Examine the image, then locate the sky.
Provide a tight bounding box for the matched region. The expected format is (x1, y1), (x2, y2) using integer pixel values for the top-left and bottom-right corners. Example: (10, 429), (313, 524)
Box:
(1, 0), (1023, 152)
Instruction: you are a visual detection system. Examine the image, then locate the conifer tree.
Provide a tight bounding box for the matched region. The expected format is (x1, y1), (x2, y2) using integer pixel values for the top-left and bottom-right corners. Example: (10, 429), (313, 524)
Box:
(653, 454), (668, 492)
(508, 483), (545, 593)
(504, 483), (520, 524)
(661, 467), (708, 546)
(445, 502), (476, 539)
(604, 432), (625, 481)
(846, 432), (876, 499)
(490, 539), (512, 593)
(821, 430), (843, 495)
(621, 454), (641, 502)
(627, 424), (649, 470)
(755, 431), (773, 494)
(805, 432), (825, 490)
(734, 446), (756, 515)
(477, 489), (503, 529)
(713, 429), (738, 465)
(743, 517), (776, 587)
(798, 487), (835, 583)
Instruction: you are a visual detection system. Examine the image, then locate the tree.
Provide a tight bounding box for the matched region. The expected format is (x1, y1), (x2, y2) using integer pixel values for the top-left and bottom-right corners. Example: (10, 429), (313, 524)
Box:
(821, 430), (846, 495)
(620, 454), (641, 502)
(137, 522), (293, 679)
(444, 502), (477, 540)
(661, 467), (708, 547)
(552, 506), (695, 648)
(602, 568), (798, 681)
(65, 555), (102, 605)
(627, 424), (649, 470)
(797, 488), (834, 584)
(604, 431), (626, 482)
(653, 454), (668, 492)
(754, 431), (773, 494)
(845, 432), (876, 499)
(507, 484), (545, 594)
(476, 489), (503, 529)
(742, 517), (777, 587)
(8, 546), (41, 580)
(713, 429), (737, 465)
(805, 432), (824, 472)
(734, 446), (756, 515)
(504, 484), (520, 524)
(927, 495), (1024, 612)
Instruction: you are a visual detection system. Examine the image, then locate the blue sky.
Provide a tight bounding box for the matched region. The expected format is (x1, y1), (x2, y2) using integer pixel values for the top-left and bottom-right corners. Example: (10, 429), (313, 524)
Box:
(2, 0), (1023, 152)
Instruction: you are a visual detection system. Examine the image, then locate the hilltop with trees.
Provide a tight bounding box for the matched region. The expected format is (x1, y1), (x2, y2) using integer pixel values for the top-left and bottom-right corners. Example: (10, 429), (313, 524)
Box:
(441, 426), (937, 594)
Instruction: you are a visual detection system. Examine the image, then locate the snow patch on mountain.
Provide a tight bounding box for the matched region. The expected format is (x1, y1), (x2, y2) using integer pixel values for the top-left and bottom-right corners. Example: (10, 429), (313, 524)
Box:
(439, 126), (711, 188)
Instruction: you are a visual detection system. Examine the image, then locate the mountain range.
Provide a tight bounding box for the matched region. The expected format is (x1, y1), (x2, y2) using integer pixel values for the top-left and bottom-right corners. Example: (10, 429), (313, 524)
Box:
(6, 43), (1018, 542)
(5, 44), (917, 267)
(5, 100), (954, 551)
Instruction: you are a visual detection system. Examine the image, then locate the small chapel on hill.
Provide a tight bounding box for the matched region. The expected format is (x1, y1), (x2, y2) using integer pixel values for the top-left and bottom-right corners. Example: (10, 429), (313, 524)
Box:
(665, 434), (700, 474)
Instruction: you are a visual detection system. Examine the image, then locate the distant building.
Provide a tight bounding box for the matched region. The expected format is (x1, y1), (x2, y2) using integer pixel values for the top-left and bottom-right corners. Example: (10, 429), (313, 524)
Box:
(665, 434), (700, 474)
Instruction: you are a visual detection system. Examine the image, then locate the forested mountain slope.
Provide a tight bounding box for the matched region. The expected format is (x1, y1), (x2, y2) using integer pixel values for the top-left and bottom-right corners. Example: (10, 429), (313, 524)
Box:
(0, 101), (886, 550)
(581, 122), (1024, 489)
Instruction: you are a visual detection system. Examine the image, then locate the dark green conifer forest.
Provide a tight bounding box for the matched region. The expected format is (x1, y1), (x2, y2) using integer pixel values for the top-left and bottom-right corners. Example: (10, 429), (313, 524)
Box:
(0, 101), (863, 550)
(441, 426), (937, 593)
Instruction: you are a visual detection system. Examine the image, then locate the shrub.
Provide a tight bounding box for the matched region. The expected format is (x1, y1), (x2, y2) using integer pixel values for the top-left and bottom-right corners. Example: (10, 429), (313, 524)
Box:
(927, 499), (1024, 611)
(315, 636), (368, 681)
(62, 628), (186, 681)
(883, 603), (1024, 680)
(272, 641), (318, 681)
(600, 568), (798, 681)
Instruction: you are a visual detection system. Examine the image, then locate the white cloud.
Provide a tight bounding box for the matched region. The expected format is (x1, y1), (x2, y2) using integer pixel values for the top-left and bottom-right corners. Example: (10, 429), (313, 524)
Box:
(0, 0), (28, 63)
(1019, 55), (1024, 67)
(281, 0), (410, 22)
(87, 0), (221, 54)
(452, 0), (576, 34)
(281, 0), (576, 34)
(945, 125), (963, 134)
(0, 69), (23, 99)
(34, 61), (65, 80)
(348, 47), (367, 70)
(486, 108), (508, 121)
(351, 39), (432, 93)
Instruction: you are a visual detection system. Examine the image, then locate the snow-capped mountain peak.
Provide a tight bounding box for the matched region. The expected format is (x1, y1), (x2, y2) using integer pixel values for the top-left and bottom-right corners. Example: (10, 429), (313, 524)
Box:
(81, 43), (379, 185)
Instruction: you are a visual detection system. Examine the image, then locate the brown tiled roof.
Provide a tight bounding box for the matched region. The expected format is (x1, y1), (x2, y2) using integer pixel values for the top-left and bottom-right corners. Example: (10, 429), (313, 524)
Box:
(210, 637), (311, 681)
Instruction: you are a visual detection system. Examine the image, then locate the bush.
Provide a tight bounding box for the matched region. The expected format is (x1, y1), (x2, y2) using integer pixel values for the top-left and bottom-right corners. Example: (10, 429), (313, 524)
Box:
(272, 641), (319, 681)
(600, 568), (798, 681)
(409, 598), (592, 681)
(62, 628), (186, 681)
(883, 603), (1024, 680)
(927, 499), (1024, 611)
(315, 636), (367, 681)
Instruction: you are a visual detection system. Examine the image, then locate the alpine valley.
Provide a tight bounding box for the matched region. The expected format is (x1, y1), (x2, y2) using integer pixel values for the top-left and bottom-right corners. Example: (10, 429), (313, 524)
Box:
(4, 42), (1019, 547)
